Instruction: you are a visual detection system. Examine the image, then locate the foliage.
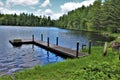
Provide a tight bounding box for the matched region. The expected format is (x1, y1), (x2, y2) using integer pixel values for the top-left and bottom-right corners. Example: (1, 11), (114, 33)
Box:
(0, 13), (54, 26)
(0, 46), (120, 80)
(55, 0), (120, 33)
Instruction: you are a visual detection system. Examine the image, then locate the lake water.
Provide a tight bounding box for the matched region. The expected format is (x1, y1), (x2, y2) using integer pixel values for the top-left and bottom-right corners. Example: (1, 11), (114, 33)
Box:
(0, 26), (108, 76)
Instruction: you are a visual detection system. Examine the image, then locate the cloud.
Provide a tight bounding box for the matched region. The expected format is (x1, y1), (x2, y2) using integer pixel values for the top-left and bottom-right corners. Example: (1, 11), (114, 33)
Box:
(51, 13), (64, 20)
(61, 0), (95, 14)
(6, 0), (39, 6)
(0, 7), (27, 15)
(44, 9), (63, 20)
(41, 0), (51, 7)
(34, 9), (44, 16)
(33, 9), (63, 20)
(45, 9), (53, 15)
(81, 0), (95, 6)
(0, 1), (3, 7)
(34, 9), (53, 18)
(61, 2), (80, 14)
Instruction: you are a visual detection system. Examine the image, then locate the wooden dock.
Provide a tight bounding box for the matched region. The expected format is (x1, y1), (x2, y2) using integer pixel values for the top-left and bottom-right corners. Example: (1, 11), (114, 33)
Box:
(9, 38), (88, 58)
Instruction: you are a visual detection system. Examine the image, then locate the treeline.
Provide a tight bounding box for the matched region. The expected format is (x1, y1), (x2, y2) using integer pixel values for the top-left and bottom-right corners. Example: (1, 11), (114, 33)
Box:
(55, 0), (120, 33)
(0, 13), (54, 26)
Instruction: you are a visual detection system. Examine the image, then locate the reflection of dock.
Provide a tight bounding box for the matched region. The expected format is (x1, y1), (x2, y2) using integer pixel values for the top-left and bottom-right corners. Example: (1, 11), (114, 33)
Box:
(9, 35), (89, 58)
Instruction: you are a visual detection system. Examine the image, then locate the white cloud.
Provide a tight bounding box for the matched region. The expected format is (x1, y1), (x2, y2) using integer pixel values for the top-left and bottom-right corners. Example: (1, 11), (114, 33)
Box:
(81, 0), (95, 6)
(61, 2), (80, 14)
(41, 0), (51, 7)
(6, 0), (39, 6)
(51, 13), (64, 20)
(34, 9), (44, 16)
(0, 7), (27, 15)
(33, 9), (63, 20)
(61, 0), (95, 14)
(0, 1), (4, 6)
(45, 9), (53, 15)
(44, 9), (63, 20)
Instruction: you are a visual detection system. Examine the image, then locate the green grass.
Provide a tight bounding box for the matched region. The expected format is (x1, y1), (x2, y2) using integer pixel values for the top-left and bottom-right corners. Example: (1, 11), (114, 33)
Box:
(0, 46), (120, 80)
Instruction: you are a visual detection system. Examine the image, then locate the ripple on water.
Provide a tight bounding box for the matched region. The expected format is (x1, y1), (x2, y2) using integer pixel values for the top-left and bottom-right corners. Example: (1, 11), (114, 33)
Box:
(0, 58), (15, 63)
(8, 68), (23, 73)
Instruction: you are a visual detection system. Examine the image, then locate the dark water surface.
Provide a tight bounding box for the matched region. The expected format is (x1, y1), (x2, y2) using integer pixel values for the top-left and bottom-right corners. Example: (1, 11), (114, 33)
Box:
(0, 26), (107, 75)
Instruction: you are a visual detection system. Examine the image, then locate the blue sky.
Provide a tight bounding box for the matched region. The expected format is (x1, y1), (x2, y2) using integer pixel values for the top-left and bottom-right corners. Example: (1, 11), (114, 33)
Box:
(0, 0), (96, 19)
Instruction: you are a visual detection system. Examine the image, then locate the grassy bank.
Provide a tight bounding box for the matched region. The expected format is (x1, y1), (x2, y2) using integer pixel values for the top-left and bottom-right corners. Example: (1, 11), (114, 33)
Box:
(0, 45), (120, 80)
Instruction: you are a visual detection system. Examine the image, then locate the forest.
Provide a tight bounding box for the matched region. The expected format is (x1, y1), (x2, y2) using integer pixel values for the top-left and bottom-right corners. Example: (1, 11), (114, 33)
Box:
(0, 13), (54, 26)
(55, 0), (120, 33)
(0, 0), (120, 33)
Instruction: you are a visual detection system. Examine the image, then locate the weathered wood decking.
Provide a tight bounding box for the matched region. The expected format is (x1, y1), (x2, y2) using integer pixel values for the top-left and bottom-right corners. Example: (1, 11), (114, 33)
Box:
(9, 39), (87, 58)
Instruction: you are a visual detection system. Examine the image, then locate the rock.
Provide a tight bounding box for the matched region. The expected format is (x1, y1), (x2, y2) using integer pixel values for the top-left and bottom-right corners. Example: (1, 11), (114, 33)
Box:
(110, 42), (120, 50)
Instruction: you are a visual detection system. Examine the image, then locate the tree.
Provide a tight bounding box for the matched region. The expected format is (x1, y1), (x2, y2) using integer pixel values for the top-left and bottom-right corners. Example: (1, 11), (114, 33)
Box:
(0, 13), (53, 26)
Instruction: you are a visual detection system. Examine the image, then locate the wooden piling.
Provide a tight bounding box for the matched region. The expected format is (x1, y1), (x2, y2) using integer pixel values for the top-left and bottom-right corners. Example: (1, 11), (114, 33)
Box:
(56, 37), (58, 46)
(47, 37), (49, 47)
(76, 42), (79, 57)
(88, 40), (92, 54)
(103, 42), (108, 56)
(41, 34), (43, 41)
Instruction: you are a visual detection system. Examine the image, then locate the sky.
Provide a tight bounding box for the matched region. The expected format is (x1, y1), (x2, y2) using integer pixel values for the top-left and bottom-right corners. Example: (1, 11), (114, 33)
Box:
(0, 0), (96, 19)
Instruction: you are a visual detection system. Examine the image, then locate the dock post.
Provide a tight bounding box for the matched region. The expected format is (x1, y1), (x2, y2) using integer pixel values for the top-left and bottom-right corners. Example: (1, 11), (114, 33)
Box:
(56, 37), (58, 46)
(76, 42), (79, 58)
(88, 40), (92, 54)
(41, 34), (43, 41)
(47, 37), (49, 47)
